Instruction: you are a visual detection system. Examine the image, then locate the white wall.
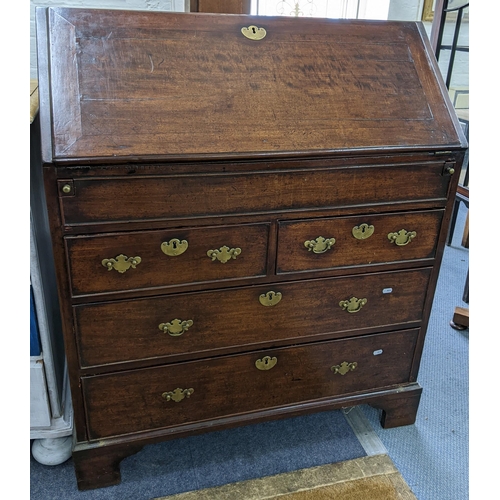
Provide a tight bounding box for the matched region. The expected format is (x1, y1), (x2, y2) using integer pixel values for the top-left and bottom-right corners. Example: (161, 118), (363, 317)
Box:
(388, 0), (424, 21)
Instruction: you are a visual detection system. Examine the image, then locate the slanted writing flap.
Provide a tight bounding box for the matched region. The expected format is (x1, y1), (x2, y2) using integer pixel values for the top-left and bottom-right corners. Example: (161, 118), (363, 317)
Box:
(37, 8), (466, 161)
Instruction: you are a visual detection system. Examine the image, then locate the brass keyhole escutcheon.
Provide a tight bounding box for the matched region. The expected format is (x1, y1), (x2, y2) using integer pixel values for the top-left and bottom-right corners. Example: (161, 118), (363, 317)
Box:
(158, 319), (194, 337)
(331, 361), (357, 375)
(259, 291), (282, 307)
(102, 254), (141, 273)
(304, 236), (336, 254)
(241, 25), (267, 40)
(387, 229), (417, 246)
(352, 223), (374, 240)
(339, 297), (367, 313)
(161, 238), (188, 257)
(255, 356), (277, 371)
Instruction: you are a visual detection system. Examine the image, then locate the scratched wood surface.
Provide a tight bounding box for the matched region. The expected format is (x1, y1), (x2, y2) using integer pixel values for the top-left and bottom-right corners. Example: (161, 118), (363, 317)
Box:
(82, 329), (419, 439)
(34, 7), (467, 491)
(58, 160), (450, 226)
(75, 268), (430, 368)
(38, 8), (465, 161)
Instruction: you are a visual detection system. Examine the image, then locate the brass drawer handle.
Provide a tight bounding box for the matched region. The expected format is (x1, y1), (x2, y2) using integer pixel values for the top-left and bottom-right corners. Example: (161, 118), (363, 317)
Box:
(101, 254), (141, 273)
(207, 246), (242, 263)
(158, 319), (194, 337)
(387, 229), (417, 246)
(352, 223), (374, 240)
(339, 297), (367, 313)
(162, 388), (194, 403)
(161, 238), (188, 256)
(259, 291), (282, 307)
(304, 236), (336, 254)
(331, 361), (357, 375)
(255, 356), (277, 370)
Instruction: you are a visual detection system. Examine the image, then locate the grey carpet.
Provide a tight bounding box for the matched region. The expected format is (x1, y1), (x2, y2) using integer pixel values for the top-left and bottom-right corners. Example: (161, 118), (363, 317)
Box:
(30, 409), (366, 499)
(360, 201), (469, 500)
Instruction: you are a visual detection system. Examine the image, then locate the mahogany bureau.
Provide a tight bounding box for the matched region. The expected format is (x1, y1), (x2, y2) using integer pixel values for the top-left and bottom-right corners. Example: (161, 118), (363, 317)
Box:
(35, 7), (467, 490)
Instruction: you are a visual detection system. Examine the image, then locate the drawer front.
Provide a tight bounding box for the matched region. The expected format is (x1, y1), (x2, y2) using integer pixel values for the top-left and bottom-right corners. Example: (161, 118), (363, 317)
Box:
(66, 223), (269, 296)
(60, 162), (450, 225)
(76, 268), (431, 367)
(83, 329), (419, 439)
(277, 209), (443, 274)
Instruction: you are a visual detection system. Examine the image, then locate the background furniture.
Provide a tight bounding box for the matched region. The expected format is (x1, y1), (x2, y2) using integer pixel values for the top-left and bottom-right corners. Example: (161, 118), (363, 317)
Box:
(430, 0), (469, 247)
(35, 8), (467, 490)
(190, 0), (251, 13)
(430, 1), (469, 328)
(30, 80), (73, 464)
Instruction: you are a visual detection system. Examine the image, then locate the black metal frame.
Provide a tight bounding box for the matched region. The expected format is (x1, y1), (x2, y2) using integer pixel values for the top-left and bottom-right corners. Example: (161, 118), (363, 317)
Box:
(434, 1), (469, 90)
(434, 1), (469, 247)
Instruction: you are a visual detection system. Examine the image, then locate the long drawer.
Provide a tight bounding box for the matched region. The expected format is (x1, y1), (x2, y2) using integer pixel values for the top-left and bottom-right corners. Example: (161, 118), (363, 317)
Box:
(82, 329), (419, 439)
(75, 268), (431, 367)
(277, 209), (444, 274)
(59, 161), (450, 226)
(65, 223), (270, 296)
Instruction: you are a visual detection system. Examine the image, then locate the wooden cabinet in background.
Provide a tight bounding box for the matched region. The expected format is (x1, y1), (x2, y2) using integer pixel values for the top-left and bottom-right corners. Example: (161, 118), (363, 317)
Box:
(34, 7), (467, 490)
(190, 0), (251, 14)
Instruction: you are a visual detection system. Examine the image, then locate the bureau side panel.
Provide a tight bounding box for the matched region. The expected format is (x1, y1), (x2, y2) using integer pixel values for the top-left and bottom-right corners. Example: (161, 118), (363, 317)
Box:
(41, 166), (89, 442)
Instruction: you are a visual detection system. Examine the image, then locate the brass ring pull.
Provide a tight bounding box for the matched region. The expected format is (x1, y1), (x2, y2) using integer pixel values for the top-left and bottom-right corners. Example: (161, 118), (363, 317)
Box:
(352, 223), (374, 240)
(304, 236), (336, 254)
(255, 356), (277, 371)
(259, 291), (282, 307)
(161, 239), (188, 256)
(161, 388), (194, 403)
(101, 254), (141, 273)
(339, 297), (367, 313)
(207, 246), (241, 263)
(158, 319), (193, 337)
(331, 361), (357, 375)
(387, 229), (417, 246)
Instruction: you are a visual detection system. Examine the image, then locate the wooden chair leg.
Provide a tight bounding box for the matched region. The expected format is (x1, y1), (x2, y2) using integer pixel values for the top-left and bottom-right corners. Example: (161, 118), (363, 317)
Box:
(462, 269), (469, 304)
(461, 210), (469, 248)
(446, 199), (461, 245)
(450, 269), (468, 330)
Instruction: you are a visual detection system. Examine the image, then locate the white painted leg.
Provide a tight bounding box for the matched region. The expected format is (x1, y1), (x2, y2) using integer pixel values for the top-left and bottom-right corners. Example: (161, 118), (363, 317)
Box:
(31, 437), (72, 466)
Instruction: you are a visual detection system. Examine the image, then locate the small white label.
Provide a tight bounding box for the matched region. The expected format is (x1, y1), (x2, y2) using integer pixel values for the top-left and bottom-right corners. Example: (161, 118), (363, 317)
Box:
(382, 288), (393, 294)
(373, 349), (384, 356)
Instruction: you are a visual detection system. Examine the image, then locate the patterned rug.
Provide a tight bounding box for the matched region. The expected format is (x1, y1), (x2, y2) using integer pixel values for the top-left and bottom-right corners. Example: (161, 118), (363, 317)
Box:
(153, 454), (417, 500)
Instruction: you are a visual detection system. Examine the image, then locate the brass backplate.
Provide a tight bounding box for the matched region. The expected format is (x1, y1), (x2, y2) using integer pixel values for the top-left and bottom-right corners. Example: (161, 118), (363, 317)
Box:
(241, 25), (267, 40)
(161, 238), (188, 256)
(259, 291), (282, 307)
(255, 356), (277, 370)
(162, 388), (194, 402)
(101, 254), (141, 273)
(352, 223), (375, 240)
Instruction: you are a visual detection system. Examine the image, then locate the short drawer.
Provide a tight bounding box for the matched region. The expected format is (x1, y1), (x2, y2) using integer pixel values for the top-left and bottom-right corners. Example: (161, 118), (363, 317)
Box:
(59, 161), (450, 226)
(75, 268), (431, 367)
(277, 209), (444, 274)
(82, 329), (419, 439)
(65, 223), (269, 296)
